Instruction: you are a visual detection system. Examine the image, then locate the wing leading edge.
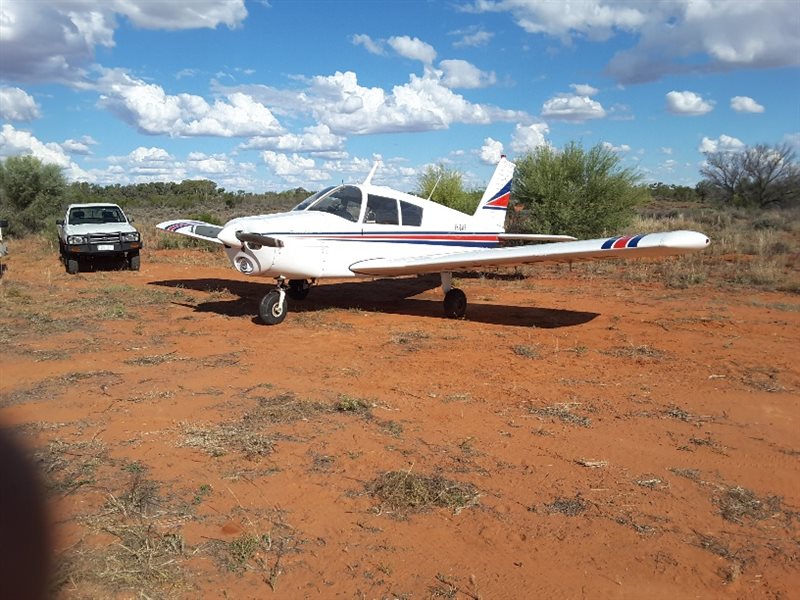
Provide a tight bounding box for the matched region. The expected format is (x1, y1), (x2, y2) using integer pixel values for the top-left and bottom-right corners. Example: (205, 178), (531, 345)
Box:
(350, 230), (710, 277)
(156, 220), (224, 245)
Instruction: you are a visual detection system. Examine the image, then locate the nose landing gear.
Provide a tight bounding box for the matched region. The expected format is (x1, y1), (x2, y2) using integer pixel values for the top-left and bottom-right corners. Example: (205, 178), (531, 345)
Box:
(259, 283), (288, 325)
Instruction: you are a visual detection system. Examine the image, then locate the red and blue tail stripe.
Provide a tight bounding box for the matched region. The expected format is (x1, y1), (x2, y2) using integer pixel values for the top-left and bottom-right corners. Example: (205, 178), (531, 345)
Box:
(482, 180), (512, 211)
(601, 234), (645, 250)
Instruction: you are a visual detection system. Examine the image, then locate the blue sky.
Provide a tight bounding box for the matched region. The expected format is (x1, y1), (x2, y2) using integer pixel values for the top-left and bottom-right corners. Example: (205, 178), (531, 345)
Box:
(1, 0), (798, 193)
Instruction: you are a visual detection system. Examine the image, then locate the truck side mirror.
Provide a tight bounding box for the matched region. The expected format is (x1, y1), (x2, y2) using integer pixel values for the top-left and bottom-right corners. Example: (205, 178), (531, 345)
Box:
(0, 220), (8, 228)
(56, 219), (64, 226)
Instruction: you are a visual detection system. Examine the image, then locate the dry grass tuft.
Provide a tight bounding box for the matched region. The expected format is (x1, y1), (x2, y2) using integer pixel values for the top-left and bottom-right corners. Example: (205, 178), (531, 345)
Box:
(35, 437), (107, 496)
(715, 486), (784, 524)
(544, 494), (588, 516)
(529, 402), (592, 427)
(367, 470), (480, 515)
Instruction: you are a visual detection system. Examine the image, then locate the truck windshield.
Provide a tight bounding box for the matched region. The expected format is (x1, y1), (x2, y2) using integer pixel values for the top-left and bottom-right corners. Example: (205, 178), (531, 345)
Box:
(69, 207), (126, 225)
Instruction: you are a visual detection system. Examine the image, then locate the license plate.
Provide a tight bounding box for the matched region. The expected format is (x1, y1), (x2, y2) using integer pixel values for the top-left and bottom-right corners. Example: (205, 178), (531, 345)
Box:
(97, 244), (114, 251)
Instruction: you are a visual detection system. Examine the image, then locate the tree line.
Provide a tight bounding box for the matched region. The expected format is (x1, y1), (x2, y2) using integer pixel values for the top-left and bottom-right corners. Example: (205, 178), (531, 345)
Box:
(1, 141), (797, 238)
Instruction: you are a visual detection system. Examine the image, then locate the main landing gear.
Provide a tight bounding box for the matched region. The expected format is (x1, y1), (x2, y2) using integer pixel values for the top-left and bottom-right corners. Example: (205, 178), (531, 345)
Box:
(441, 272), (467, 319)
(258, 279), (313, 325)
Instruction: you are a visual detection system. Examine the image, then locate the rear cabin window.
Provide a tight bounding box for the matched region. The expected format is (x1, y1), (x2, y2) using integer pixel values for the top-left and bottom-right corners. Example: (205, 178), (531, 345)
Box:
(365, 195), (399, 225)
(400, 201), (423, 226)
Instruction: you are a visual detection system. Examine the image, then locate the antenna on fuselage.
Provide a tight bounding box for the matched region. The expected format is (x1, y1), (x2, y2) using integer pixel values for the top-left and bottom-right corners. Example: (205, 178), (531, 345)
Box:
(426, 170), (443, 201)
(363, 161), (380, 186)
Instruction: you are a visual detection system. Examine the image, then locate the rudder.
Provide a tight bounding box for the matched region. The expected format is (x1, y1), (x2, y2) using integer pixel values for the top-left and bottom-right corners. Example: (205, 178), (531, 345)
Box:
(473, 156), (516, 231)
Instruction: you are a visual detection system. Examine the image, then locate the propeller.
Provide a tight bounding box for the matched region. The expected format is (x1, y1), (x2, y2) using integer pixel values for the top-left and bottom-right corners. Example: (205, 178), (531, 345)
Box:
(235, 231), (284, 248)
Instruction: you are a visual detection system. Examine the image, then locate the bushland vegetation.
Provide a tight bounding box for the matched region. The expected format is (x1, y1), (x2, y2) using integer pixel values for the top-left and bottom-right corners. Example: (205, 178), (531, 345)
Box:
(1, 143), (798, 292)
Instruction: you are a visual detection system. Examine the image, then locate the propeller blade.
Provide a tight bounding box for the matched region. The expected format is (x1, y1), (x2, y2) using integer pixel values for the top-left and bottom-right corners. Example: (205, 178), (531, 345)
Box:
(235, 231), (284, 248)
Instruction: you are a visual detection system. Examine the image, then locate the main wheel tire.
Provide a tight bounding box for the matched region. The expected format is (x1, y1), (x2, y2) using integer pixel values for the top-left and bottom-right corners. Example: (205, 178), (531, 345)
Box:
(443, 288), (467, 319)
(287, 279), (310, 300)
(129, 252), (140, 271)
(259, 289), (288, 325)
(66, 257), (79, 275)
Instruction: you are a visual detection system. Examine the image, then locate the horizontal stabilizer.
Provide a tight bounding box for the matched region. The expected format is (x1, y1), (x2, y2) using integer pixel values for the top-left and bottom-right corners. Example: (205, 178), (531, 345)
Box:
(156, 220), (223, 244)
(350, 230), (710, 277)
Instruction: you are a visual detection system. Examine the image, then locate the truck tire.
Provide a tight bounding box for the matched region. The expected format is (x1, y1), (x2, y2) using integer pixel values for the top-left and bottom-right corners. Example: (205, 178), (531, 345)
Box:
(129, 252), (140, 271)
(66, 257), (79, 275)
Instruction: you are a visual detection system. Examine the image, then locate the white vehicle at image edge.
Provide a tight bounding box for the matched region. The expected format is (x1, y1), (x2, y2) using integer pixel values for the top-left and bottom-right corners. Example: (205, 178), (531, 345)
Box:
(57, 203), (142, 274)
(157, 156), (711, 325)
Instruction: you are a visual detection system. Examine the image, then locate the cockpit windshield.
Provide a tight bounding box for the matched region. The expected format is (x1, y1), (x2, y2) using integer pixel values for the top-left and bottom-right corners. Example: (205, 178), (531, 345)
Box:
(295, 185), (363, 222)
(292, 186), (335, 212)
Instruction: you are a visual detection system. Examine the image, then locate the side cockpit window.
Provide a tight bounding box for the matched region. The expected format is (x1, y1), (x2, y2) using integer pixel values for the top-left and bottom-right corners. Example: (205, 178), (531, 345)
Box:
(365, 195), (399, 225)
(400, 201), (423, 226)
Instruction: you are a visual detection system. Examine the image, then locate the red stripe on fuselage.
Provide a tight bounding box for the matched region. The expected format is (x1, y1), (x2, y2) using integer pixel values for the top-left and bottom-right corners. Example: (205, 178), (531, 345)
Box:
(297, 233), (499, 242)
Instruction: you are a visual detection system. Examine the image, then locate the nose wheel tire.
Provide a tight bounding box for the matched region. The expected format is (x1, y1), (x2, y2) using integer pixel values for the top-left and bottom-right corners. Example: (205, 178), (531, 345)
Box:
(259, 289), (288, 325)
(443, 288), (467, 319)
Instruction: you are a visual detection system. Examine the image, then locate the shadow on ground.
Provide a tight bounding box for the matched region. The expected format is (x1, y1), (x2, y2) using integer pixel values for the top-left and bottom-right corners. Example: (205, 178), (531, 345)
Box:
(149, 275), (598, 328)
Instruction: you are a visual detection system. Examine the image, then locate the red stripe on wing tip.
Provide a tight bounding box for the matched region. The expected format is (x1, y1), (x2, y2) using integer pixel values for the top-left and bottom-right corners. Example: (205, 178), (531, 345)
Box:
(612, 236), (633, 249)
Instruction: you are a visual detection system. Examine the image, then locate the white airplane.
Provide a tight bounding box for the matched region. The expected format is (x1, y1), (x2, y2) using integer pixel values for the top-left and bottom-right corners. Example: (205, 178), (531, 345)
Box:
(157, 157), (710, 325)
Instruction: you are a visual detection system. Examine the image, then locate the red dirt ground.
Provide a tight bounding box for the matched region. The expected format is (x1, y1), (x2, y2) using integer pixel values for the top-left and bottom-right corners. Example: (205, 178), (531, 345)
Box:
(1, 245), (798, 599)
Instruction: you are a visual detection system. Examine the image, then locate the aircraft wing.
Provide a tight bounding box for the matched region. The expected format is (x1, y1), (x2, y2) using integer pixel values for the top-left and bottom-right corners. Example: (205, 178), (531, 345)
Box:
(156, 220), (224, 245)
(350, 230), (709, 277)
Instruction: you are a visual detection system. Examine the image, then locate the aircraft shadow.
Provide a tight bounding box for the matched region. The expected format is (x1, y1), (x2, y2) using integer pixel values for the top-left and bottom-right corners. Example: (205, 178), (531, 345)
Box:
(149, 275), (598, 329)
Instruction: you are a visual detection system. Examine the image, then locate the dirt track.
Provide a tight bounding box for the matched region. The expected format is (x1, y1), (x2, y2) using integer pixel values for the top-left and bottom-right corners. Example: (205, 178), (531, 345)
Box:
(1, 245), (798, 599)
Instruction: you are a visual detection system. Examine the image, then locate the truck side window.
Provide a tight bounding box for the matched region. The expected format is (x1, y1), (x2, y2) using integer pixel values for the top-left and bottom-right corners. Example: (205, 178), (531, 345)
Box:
(400, 201), (423, 226)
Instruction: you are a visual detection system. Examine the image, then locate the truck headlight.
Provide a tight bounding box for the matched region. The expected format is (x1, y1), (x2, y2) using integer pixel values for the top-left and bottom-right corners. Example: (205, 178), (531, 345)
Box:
(67, 235), (87, 244)
(121, 232), (140, 242)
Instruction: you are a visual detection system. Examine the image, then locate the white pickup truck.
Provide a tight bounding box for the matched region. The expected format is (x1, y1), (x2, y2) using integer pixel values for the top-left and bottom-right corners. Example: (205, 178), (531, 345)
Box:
(57, 203), (142, 274)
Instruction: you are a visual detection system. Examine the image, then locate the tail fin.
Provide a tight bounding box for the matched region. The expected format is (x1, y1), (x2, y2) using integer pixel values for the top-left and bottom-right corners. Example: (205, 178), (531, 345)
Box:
(473, 155), (515, 230)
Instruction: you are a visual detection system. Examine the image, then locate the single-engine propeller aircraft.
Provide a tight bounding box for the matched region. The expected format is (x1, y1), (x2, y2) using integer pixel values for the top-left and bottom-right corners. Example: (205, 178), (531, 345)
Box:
(157, 157), (710, 325)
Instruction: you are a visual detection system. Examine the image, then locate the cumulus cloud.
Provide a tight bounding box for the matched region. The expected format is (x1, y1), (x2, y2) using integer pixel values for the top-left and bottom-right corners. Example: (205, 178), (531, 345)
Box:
(698, 134), (745, 153)
(510, 123), (550, 154)
(0, 0), (247, 84)
(261, 151), (329, 182)
(240, 124), (345, 153)
(62, 136), (98, 155)
(666, 91), (714, 116)
(452, 28), (494, 48)
(466, 1), (800, 84)
(730, 96), (765, 113)
(602, 141), (631, 153)
(541, 94), (606, 122)
(0, 87), (41, 121)
(95, 69), (283, 137)
(439, 60), (496, 89)
(0, 123), (71, 167)
(352, 34), (385, 55)
(463, 0), (645, 42)
(608, 1), (800, 83)
(303, 70), (526, 135)
(570, 83), (599, 96)
(387, 36), (437, 64)
(480, 137), (505, 164)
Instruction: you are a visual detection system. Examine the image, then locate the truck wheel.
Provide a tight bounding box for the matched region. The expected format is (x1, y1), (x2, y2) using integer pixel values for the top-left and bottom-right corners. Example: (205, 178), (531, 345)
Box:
(66, 258), (79, 275)
(129, 252), (140, 271)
